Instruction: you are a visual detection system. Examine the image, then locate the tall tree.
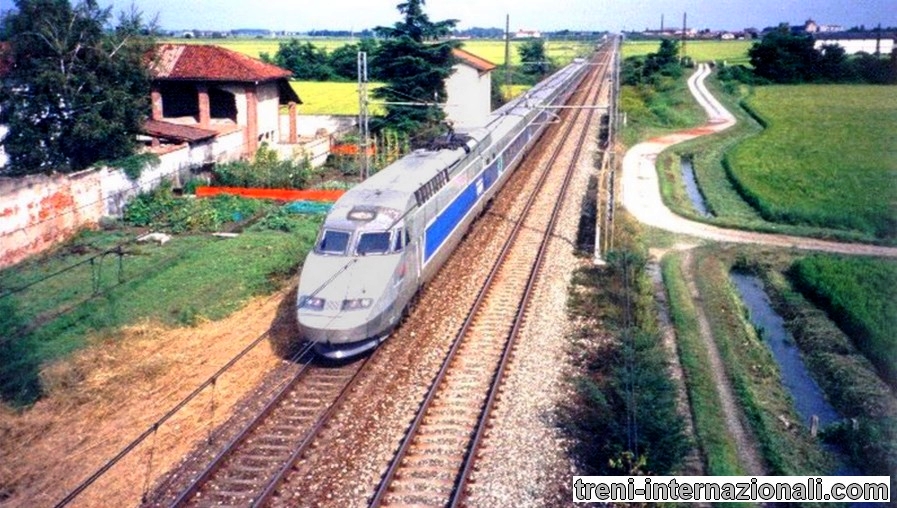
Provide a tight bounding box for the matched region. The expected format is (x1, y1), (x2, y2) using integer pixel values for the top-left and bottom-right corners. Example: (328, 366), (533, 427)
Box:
(518, 38), (550, 76)
(0, 0), (155, 175)
(748, 25), (820, 83)
(372, 0), (459, 144)
(269, 39), (334, 81)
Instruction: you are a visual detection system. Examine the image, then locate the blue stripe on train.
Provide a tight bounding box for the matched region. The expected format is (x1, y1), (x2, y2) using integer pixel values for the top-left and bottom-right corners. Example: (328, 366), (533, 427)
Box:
(424, 161), (500, 263)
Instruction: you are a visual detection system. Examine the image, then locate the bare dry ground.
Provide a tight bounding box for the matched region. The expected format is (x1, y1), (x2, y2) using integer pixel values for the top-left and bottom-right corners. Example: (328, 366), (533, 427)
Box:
(0, 286), (300, 508)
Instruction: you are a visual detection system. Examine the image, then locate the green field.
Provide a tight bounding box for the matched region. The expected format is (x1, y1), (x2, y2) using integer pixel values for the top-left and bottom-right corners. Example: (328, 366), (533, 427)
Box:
(726, 85), (897, 239)
(623, 39), (752, 65)
(168, 37), (355, 59)
(0, 209), (322, 405)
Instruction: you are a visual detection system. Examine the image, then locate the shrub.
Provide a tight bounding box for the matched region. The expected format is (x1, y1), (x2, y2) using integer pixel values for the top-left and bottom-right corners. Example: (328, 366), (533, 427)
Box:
(212, 144), (312, 189)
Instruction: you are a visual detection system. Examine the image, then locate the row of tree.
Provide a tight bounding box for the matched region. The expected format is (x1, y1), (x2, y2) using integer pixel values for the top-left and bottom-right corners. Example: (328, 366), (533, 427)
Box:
(262, 34), (553, 84)
(0, 0), (473, 175)
(739, 25), (897, 84)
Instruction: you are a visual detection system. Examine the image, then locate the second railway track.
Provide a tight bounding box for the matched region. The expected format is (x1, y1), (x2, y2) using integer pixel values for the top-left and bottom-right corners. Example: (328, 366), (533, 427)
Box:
(153, 345), (375, 508)
(369, 45), (614, 508)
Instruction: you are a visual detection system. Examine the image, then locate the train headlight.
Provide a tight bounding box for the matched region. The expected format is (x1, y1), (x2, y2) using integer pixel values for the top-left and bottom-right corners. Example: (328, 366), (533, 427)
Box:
(299, 296), (326, 310)
(341, 298), (373, 311)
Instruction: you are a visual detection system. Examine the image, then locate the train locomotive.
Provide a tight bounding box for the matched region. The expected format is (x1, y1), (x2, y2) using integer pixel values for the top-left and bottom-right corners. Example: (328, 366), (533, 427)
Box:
(296, 58), (589, 359)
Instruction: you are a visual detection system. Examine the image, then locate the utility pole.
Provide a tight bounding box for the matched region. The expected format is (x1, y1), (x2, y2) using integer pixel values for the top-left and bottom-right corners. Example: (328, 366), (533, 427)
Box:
(357, 51), (370, 180)
(504, 15), (511, 100)
(682, 12), (687, 62)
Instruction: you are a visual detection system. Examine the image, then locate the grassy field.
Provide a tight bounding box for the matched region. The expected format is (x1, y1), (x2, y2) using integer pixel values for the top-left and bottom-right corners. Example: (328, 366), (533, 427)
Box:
(726, 85), (897, 240)
(623, 39), (752, 65)
(0, 209), (322, 405)
(789, 255), (897, 388)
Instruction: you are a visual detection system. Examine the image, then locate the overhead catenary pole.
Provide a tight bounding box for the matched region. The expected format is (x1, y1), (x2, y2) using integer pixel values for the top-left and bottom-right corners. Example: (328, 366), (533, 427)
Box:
(357, 51), (370, 180)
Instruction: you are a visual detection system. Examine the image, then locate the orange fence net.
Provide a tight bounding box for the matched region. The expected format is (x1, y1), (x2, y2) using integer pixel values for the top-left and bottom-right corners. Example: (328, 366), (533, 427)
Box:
(195, 186), (345, 202)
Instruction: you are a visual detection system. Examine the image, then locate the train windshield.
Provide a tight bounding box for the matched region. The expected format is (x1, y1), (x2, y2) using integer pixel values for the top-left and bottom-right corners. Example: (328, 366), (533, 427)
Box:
(356, 232), (391, 255)
(317, 229), (350, 255)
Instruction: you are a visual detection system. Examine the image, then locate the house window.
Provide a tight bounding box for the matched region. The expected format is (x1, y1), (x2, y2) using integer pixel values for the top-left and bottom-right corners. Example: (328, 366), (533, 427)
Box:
(209, 87), (237, 122)
(159, 82), (199, 120)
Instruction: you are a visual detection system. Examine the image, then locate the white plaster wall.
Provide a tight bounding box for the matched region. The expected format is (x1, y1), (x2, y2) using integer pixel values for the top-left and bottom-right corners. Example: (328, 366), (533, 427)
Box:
(815, 39), (895, 54)
(445, 65), (491, 129)
(257, 82), (281, 141)
(221, 84), (248, 127)
(273, 137), (330, 168)
(280, 114), (357, 139)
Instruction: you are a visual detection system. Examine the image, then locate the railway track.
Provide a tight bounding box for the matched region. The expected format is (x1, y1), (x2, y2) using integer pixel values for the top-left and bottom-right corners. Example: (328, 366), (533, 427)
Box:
(369, 45), (614, 508)
(155, 344), (375, 508)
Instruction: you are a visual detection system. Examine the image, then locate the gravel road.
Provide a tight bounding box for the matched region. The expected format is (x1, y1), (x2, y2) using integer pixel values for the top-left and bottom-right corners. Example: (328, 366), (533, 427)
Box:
(621, 63), (897, 259)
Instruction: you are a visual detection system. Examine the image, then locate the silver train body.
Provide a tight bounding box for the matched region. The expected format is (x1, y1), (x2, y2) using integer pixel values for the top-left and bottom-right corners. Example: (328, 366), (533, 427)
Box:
(297, 60), (588, 358)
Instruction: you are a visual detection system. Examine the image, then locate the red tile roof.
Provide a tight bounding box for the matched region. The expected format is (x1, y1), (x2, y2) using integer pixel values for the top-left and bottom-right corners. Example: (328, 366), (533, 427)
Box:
(452, 48), (497, 74)
(142, 120), (218, 142)
(152, 44), (292, 82)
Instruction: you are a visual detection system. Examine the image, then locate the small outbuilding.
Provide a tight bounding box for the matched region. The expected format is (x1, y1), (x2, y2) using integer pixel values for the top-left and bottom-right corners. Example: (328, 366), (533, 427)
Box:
(444, 48), (497, 130)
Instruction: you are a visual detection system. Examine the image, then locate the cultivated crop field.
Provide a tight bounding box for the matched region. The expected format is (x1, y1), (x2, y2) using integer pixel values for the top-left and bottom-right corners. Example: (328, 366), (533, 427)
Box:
(166, 37), (594, 67)
(726, 85), (897, 239)
(290, 81), (385, 116)
(166, 37), (355, 59)
(623, 39), (752, 65)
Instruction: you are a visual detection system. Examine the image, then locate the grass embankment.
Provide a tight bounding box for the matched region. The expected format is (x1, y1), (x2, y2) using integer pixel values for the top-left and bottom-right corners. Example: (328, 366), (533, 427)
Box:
(562, 213), (689, 476)
(620, 71), (707, 146)
(788, 255), (897, 389)
(0, 196), (322, 406)
(727, 85), (897, 240)
(661, 252), (744, 476)
(662, 248), (832, 479)
(745, 253), (897, 487)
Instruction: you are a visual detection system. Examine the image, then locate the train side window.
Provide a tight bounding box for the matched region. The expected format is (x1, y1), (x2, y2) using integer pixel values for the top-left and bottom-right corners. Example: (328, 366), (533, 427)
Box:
(393, 228), (404, 252)
(318, 230), (350, 255)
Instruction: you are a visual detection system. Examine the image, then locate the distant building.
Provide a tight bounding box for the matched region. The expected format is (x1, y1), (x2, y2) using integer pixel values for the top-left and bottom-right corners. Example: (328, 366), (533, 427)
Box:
(444, 48), (496, 129)
(814, 31), (896, 54)
(514, 29), (542, 39)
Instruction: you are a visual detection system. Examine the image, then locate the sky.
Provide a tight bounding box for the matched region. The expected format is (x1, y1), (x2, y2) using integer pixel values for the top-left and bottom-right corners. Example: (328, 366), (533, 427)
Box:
(93, 0), (897, 33)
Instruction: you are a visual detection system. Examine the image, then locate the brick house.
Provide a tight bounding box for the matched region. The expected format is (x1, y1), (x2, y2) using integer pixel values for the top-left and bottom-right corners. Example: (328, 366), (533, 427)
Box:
(148, 43), (305, 160)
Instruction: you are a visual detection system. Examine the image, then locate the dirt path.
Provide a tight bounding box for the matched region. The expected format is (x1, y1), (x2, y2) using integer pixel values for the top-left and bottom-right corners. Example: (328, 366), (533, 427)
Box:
(681, 250), (767, 475)
(621, 63), (897, 258)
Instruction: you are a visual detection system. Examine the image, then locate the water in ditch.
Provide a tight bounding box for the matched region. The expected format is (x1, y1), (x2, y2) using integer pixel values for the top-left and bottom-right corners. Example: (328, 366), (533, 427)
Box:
(730, 272), (840, 427)
(681, 157), (713, 217)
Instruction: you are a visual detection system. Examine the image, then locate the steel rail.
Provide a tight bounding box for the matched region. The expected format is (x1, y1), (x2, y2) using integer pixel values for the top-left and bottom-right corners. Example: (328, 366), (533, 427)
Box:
(369, 44), (611, 508)
(450, 45), (615, 508)
(168, 344), (317, 506)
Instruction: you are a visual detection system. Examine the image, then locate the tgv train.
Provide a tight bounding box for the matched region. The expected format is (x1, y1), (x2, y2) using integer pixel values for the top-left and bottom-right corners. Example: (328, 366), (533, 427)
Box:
(297, 59), (589, 358)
